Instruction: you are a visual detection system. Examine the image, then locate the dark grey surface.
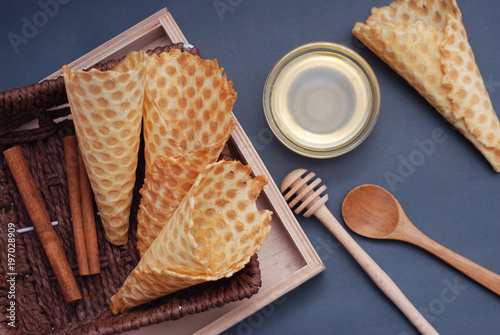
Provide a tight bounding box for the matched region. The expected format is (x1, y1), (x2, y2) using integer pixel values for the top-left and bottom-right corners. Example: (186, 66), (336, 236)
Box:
(1, 1), (499, 334)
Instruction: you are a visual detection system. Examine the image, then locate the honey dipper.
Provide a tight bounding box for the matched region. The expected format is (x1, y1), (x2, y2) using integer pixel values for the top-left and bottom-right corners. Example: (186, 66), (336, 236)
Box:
(281, 169), (438, 335)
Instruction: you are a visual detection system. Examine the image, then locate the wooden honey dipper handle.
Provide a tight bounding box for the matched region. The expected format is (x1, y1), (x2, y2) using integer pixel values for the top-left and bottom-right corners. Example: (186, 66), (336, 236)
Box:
(4, 146), (82, 303)
(281, 169), (438, 335)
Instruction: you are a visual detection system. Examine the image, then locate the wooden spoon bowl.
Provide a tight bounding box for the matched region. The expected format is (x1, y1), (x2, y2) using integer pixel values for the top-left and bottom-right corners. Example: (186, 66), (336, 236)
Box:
(342, 185), (400, 238)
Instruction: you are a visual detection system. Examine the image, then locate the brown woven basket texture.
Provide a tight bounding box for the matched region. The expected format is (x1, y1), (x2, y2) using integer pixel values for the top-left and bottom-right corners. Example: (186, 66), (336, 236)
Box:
(0, 43), (262, 335)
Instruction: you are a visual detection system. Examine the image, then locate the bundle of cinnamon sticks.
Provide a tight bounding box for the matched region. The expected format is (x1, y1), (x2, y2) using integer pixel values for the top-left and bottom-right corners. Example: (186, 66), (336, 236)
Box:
(4, 146), (83, 303)
(3, 137), (101, 304)
(63, 135), (100, 276)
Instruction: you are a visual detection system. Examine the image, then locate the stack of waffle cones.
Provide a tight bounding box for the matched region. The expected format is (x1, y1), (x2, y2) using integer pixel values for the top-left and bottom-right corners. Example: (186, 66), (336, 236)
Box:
(63, 46), (272, 314)
(353, 0), (500, 171)
(137, 49), (237, 255)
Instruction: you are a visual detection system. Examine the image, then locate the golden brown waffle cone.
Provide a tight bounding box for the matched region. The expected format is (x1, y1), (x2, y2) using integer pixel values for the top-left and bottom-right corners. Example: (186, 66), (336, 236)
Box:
(353, 0), (500, 171)
(136, 155), (203, 247)
(62, 51), (146, 245)
(137, 49), (237, 254)
(110, 160), (272, 314)
(143, 48), (237, 169)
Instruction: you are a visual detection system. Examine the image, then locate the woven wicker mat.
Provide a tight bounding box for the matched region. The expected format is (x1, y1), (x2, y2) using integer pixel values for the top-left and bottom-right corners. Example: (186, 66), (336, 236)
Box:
(0, 43), (262, 335)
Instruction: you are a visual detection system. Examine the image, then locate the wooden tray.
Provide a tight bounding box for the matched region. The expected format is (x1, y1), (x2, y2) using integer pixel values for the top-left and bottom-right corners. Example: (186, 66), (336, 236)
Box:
(45, 8), (324, 335)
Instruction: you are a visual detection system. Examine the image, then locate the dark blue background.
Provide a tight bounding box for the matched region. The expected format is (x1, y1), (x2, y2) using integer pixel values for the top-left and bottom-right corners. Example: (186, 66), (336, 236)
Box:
(1, 1), (499, 334)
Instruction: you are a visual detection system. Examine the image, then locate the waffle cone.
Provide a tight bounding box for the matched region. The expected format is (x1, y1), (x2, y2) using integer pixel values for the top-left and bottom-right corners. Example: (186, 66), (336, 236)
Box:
(110, 160), (272, 314)
(137, 49), (237, 254)
(353, 0), (500, 171)
(62, 51), (146, 245)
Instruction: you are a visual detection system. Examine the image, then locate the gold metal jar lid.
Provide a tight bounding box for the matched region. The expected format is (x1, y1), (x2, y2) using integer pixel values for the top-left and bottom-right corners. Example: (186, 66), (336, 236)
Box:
(263, 42), (380, 158)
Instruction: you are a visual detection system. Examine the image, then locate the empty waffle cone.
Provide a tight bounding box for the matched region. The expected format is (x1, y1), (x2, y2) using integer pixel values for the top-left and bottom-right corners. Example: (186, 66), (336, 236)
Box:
(62, 51), (147, 245)
(110, 160), (272, 314)
(143, 48), (237, 169)
(137, 49), (237, 254)
(353, 0), (500, 171)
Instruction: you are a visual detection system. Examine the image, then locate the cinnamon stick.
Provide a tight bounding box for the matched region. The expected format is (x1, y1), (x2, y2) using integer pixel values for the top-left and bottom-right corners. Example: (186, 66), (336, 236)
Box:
(78, 149), (100, 274)
(3, 146), (82, 303)
(63, 136), (89, 276)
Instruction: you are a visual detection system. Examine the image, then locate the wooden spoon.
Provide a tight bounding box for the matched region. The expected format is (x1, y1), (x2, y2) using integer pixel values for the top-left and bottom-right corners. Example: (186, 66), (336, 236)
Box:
(282, 169), (438, 335)
(342, 184), (500, 296)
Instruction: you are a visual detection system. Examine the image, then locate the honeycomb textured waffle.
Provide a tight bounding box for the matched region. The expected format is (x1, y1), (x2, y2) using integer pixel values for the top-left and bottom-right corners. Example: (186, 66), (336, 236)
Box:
(62, 51), (147, 245)
(110, 160), (272, 314)
(353, 0), (500, 171)
(137, 49), (237, 254)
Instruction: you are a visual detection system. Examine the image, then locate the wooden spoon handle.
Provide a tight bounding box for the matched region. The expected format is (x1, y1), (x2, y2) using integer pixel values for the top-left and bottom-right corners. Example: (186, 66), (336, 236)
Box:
(314, 206), (438, 335)
(406, 229), (500, 296)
